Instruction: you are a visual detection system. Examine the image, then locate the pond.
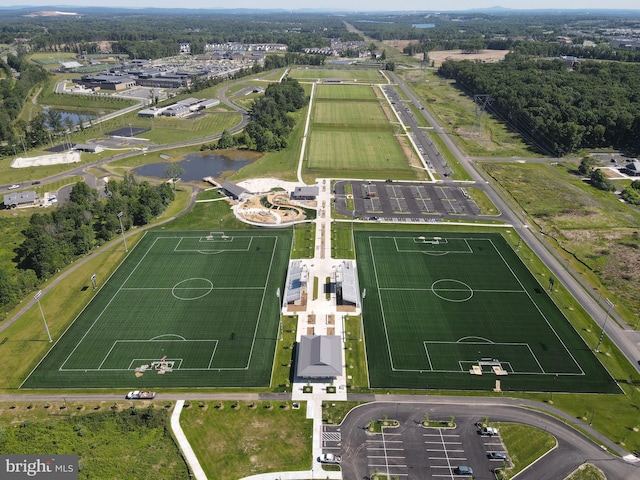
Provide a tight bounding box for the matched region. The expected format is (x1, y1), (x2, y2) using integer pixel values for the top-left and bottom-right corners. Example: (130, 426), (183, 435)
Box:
(133, 152), (254, 182)
(412, 23), (436, 29)
(44, 109), (96, 129)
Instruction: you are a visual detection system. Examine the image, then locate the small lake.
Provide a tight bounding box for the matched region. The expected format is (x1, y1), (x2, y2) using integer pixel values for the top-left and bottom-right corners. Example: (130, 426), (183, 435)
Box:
(412, 23), (436, 29)
(44, 109), (96, 128)
(133, 153), (254, 181)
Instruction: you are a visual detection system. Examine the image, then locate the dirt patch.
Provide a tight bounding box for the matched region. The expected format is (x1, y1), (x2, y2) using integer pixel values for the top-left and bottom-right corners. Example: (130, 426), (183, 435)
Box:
(383, 39), (420, 51)
(428, 49), (509, 68)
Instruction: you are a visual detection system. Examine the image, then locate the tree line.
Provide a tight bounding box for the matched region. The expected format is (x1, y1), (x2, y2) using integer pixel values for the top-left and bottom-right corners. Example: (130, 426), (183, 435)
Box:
(0, 53), (49, 156)
(438, 55), (640, 155)
(1, 176), (174, 314)
(200, 78), (307, 153)
(1, 11), (361, 57)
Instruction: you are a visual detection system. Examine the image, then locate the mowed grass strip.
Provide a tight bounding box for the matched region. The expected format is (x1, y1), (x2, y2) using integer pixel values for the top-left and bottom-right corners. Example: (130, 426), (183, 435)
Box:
(307, 130), (408, 172)
(288, 67), (385, 82)
(134, 111), (242, 144)
(313, 99), (389, 126)
(315, 84), (378, 100)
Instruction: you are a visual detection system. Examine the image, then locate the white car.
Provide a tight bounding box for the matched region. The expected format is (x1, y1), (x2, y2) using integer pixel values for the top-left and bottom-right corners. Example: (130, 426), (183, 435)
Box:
(8, 184), (19, 190)
(318, 453), (341, 464)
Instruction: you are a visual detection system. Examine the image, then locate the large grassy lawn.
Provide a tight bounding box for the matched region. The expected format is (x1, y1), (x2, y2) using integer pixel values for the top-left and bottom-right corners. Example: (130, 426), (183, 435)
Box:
(314, 84), (378, 100)
(307, 130), (407, 172)
(288, 67), (385, 83)
(305, 83), (415, 178)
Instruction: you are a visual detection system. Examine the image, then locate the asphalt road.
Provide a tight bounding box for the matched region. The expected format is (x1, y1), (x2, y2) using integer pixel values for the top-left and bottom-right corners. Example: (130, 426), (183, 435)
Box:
(3, 69), (640, 479)
(388, 71), (640, 374)
(332, 399), (639, 480)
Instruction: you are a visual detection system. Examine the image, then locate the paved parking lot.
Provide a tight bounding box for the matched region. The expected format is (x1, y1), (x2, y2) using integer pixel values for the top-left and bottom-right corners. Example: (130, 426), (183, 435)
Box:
(334, 180), (491, 223)
(323, 404), (503, 479)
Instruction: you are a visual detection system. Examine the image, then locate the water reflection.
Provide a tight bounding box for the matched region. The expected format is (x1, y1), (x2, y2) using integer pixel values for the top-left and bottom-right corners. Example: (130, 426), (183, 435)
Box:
(133, 153), (254, 181)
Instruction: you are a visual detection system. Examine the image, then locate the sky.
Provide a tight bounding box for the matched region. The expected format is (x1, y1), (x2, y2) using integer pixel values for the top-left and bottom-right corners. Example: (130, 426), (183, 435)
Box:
(1, 1), (640, 12)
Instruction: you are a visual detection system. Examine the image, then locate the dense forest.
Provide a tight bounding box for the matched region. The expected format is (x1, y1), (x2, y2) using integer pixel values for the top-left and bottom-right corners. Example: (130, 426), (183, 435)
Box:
(1, 176), (174, 312)
(0, 10), (361, 56)
(438, 56), (640, 155)
(0, 53), (49, 156)
(244, 78), (308, 152)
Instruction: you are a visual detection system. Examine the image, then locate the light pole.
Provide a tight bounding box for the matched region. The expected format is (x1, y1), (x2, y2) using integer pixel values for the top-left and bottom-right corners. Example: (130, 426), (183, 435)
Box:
(360, 289), (366, 342)
(117, 212), (128, 252)
(276, 288), (282, 341)
(34, 290), (52, 343)
(595, 298), (614, 352)
(90, 273), (97, 290)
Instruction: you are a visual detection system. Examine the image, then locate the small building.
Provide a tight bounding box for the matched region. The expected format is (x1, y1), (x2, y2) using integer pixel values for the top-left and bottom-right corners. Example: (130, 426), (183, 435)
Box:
(162, 104), (190, 117)
(74, 143), (104, 153)
(219, 181), (247, 200)
(291, 186), (319, 200)
(3, 191), (40, 209)
(196, 99), (220, 110)
(60, 61), (83, 71)
(296, 335), (342, 379)
(623, 161), (640, 176)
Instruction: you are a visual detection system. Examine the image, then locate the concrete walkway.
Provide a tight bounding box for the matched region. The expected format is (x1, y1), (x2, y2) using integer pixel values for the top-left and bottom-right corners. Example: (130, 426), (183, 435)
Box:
(171, 400), (208, 480)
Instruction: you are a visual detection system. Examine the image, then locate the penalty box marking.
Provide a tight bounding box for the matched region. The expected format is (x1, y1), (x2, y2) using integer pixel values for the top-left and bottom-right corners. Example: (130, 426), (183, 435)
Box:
(174, 236), (254, 253)
(420, 340), (583, 376)
(422, 340), (542, 374)
(93, 339), (219, 371)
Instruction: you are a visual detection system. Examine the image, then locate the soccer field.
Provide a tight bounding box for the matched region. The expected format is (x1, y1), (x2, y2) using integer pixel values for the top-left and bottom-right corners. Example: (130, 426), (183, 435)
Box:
(22, 230), (291, 389)
(354, 231), (619, 393)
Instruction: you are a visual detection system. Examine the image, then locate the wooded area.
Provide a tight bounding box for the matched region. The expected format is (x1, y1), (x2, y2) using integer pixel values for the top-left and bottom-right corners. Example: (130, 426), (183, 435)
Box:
(438, 56), (640, 155)
(1, 176), (174, 312)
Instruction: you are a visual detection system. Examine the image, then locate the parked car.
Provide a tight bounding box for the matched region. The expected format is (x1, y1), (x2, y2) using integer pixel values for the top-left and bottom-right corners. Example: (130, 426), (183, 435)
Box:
(488, 451), (507, 460)
(454, 465), (473, 475)
(479, 426), (499, 436)
(318, 453), (341, 464)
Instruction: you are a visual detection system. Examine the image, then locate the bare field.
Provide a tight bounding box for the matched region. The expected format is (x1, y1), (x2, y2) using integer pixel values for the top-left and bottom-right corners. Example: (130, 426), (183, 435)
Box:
(428, 49), (509, 67)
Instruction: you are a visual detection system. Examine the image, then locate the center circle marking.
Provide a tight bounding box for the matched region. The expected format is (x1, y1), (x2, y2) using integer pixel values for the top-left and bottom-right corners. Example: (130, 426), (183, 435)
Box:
(172, 278), (213, 300)
(431, 279), (473, 302)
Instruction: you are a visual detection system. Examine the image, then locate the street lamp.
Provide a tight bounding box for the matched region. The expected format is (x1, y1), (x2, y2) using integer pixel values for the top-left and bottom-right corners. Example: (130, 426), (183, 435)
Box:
(117, 212), (128, 252)
(34, 290), (52, 343)
(360, 289), (366, 342)
(595, 299), (614, 352)
(276, 288), (282, 341)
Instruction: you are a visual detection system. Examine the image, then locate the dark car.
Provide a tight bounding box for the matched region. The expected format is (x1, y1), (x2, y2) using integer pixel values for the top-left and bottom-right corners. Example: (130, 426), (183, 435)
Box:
(488, 451), (507, 460)
(32, 181), (41, 185)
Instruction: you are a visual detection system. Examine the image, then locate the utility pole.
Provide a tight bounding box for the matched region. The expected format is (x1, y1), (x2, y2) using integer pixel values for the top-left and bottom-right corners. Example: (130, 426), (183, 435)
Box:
(471, 94), (493, 135)
(34, 290), (52, 343)
(117, 212), (128, 252)
(595, 299), (614, 352)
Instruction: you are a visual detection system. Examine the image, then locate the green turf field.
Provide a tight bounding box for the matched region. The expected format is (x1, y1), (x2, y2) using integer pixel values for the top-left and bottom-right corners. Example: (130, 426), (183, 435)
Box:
(354, 231), (619, 393)
(22, 230), (291, 389)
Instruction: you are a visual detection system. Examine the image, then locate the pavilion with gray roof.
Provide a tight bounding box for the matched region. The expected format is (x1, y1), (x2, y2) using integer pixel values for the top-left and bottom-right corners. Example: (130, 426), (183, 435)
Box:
(296, 335), (342, 379)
